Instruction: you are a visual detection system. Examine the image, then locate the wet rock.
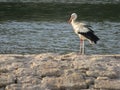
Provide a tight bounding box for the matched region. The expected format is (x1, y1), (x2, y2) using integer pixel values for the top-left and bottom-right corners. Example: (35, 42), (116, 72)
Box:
(0, 74), (14, 88)
(85, 77), (95, 85)
(86, 70), (99, 78)
(18, 76), (41, 84)
(40, 68), (62, 77)
(0, 87), (5, 90)
(6, 84), (44, 90)
(94, 79), (120, 90)
(100, 71), (118, 78)
(96, 76), (109, 80)
(15, 68), (35, 76)
(0, 53), (119, 90)
(86, 70), (118, 78)
(5, 84), (22, 90)
(41, 73), (87, 90)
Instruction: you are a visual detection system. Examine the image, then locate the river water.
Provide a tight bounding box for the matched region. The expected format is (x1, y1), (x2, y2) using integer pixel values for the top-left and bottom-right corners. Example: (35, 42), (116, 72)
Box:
(0, 3), (120, 54)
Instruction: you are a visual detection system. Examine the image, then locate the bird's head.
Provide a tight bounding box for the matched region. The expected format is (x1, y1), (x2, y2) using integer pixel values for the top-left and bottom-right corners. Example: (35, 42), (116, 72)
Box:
(68, 13), (77, 24)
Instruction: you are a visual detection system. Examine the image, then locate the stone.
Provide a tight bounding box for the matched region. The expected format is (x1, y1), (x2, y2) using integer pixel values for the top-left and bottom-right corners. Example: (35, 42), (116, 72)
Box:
(96, 76), (109, 80)
(41, 73), (87, 90)
(0, 53), (119, 90)
(5, 84), (22, 90)
(18, 76), (41, 84)
(15, 68), (35, 76)
(86, 70), (99, 78)
(39, 68), (62, 77)
(0, 74), (14, 88)
(0, 87), (5, 90)
(86, 70), (118, 79)
(85, 77), (95, 85)
(94, 79), (120, 90)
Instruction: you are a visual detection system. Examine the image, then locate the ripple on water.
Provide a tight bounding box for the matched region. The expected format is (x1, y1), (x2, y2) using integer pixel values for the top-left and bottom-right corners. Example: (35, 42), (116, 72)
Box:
(0, 21), (120, 54)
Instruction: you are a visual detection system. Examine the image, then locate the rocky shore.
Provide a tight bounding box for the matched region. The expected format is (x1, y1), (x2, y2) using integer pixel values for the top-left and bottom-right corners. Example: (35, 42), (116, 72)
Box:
(0, 53), (120, 90)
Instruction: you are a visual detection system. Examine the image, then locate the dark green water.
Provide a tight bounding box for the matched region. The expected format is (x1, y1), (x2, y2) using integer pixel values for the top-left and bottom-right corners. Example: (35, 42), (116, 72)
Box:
(0, 3), (120, 21)
(0, 3), (120, 54)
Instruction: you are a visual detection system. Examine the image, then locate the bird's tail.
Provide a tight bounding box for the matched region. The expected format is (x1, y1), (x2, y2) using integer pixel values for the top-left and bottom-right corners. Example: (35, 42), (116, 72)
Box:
(79, 31), (100, 44)
(91, 35), (100, 44)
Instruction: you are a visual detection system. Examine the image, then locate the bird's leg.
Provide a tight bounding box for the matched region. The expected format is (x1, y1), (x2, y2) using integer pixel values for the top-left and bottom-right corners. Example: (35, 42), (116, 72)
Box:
(82, 40), (85, 55)
(80, 39), (83, 54)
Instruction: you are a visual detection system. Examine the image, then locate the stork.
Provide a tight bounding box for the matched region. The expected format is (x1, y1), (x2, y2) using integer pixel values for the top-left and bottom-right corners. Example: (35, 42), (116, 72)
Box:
(68, 13), (99, 54)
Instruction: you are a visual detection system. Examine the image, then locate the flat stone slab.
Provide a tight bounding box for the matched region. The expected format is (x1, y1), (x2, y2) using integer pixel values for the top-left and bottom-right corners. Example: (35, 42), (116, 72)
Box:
(0, 53), (120, 90)
(95, 79), (120, 90)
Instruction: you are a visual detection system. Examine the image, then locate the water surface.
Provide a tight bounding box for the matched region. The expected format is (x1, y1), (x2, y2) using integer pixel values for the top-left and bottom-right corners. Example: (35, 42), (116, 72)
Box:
(0, 3), (120, 54)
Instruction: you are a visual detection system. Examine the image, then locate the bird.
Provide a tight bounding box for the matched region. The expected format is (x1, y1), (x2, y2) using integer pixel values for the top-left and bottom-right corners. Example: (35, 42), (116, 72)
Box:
(68, 13), (99, 55)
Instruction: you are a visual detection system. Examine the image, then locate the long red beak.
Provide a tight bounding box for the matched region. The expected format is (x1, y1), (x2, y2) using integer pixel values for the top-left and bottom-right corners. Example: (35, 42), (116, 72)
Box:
(68, 17), (72, 24)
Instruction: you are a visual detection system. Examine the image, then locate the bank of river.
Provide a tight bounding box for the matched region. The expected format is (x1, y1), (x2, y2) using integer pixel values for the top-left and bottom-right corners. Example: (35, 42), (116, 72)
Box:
(0, 53), (120, 90)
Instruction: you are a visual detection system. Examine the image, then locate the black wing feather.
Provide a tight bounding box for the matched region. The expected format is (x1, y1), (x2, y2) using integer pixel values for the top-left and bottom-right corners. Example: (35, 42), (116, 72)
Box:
(78, 31), (100, 44)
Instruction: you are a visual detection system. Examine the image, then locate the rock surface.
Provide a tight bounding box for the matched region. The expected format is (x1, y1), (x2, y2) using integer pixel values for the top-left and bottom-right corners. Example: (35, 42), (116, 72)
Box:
(0, 53), (120, 90)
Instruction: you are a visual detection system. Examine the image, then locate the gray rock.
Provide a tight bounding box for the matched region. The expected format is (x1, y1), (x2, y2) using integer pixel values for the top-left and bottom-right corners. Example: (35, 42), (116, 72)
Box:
(94, 79), (120, 90)
(86, 70), (118, 78)
(5, 84), (22, 90)
(0, 74), (14, 88)
(0, 53), (119, 90)
(41, 73), (87, 90)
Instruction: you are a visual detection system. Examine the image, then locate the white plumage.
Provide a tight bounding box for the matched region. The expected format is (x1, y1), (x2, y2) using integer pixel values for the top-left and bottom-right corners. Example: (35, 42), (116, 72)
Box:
(68, 13), (99, 54)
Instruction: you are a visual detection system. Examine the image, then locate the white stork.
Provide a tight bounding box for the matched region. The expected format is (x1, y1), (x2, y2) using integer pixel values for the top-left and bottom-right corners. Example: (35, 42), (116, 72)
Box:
(68, 13), (99, 54)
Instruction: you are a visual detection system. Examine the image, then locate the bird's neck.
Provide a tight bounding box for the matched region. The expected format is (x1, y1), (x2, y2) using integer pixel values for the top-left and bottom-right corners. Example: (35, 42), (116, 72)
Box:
(71, 19), (77, 26)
